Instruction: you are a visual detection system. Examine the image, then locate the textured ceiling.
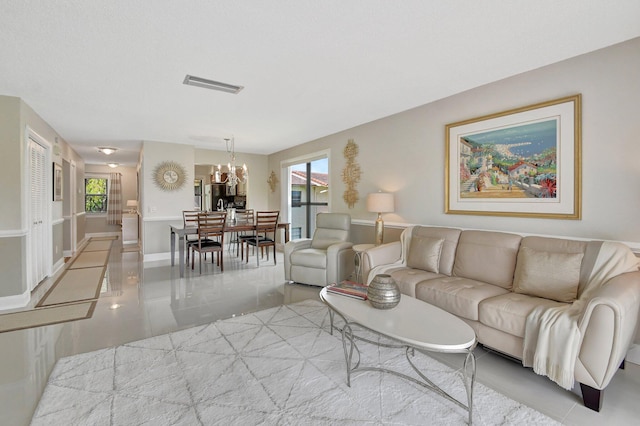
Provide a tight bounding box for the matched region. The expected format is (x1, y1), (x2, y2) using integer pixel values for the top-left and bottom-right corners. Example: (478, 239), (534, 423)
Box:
(1, 1), (639, 166)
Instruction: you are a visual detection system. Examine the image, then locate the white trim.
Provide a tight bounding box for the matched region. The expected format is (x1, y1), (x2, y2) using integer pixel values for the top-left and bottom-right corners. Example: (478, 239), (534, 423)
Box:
(0, 228), (29, 237)
(142, 215), (183, 222)
(0, 290), (30, 310)
(63, 250), (73, 258)
(351, 219), (408, 230)
(76, 211), (86, 217)
(52, 218), (64, 226)
(52, 257), (65, 275)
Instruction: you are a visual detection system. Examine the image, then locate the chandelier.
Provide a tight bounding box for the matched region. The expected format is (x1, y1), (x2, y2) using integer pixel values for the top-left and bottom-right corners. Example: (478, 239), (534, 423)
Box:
(213, 137), (248, 188)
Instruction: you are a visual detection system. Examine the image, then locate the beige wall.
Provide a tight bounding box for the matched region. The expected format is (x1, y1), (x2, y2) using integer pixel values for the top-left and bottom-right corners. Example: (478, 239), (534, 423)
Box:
(0, 96), (84, 303)
(141, 141), (195, 255)
(0, 96), (22, 230)
(268, 37), (640, 248)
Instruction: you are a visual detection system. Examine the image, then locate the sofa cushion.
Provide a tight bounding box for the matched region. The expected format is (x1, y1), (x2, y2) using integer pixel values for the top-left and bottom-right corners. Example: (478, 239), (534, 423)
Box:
(407, 236), (444, 273)
(388, 267), (444, 298)
(415, 276), (509, 321)
(518, 236), (595, 297)
(453, 230), (522, 290)
(411, 226), (462, 276)
(513, 246), (584, 303)
(479, 293), (566, 338)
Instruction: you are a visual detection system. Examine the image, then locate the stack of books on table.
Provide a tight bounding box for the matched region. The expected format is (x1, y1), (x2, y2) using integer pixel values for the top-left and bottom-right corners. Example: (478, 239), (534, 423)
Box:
(326, 281), (368, 300)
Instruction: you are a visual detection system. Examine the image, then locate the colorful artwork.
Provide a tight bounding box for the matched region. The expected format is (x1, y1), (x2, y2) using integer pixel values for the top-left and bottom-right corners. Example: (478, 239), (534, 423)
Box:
(459, 119), (558, 199)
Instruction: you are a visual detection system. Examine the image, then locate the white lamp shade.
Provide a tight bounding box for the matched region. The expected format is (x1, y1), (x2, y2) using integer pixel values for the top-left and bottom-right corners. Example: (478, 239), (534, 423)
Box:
(126, 200), (138, 208)
(366, 192), (394, 213)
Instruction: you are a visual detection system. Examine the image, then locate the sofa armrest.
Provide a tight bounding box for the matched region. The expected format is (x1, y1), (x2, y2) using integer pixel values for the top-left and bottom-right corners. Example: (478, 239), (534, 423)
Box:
(283, 239), (312, 280)
(361, 241), (402, 284)
(576, 271), (640, 389)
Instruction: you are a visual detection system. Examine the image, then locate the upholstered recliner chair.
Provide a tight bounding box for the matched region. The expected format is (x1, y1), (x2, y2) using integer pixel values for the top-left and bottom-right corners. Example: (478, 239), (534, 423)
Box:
(284, 213), (355, 286)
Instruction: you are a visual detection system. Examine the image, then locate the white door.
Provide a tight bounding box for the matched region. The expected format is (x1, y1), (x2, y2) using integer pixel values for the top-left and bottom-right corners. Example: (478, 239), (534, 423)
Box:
(70, 161), (77, 252)
(29, 137), (49, 289)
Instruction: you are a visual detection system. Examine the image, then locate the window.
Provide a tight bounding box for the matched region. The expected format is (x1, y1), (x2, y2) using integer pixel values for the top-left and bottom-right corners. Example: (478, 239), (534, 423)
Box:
(289, 158), (329, 238)
(85, 177), (108, 213)
(291, 191), (302, 206)
(291, 227), (302, 240)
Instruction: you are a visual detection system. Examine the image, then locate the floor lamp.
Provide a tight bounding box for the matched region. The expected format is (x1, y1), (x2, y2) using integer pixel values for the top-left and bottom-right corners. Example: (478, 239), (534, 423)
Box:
(366, 192), (394, 245)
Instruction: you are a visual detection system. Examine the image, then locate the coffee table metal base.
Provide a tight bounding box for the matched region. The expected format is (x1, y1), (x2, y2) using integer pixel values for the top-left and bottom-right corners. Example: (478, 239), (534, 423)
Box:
(328, 309), (476, 425)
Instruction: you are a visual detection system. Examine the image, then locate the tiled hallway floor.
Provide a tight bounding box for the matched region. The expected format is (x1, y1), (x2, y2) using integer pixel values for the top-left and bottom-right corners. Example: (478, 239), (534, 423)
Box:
(1, 238), (638, 425)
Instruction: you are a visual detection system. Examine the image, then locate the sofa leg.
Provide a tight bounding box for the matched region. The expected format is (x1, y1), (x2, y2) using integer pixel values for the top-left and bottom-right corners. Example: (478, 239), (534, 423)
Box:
(619, 359), (626, 370)
(580, 383), (603, 412)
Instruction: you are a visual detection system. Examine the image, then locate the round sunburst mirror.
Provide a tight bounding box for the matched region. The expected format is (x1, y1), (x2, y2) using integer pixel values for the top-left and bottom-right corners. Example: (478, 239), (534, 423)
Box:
(153, 161), (187, 191)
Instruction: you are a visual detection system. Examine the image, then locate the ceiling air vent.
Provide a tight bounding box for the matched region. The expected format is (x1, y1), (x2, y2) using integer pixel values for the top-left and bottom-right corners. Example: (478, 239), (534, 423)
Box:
(183, 75), (244, 94)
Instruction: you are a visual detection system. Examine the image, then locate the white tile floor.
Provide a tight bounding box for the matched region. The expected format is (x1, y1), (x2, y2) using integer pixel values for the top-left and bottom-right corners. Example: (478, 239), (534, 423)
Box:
(1, 238), (638, 425)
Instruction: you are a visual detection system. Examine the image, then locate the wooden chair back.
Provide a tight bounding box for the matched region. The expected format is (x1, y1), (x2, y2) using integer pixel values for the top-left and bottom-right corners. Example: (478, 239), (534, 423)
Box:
(196, 211), (227, 244)
(191, 211), (227, 273)
(244, 211), (279, 266)
(236, 209), (255, 225)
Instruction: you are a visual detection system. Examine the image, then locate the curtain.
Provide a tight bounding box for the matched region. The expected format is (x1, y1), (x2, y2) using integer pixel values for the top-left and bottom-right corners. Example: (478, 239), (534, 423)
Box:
(107, 172), (122, 225)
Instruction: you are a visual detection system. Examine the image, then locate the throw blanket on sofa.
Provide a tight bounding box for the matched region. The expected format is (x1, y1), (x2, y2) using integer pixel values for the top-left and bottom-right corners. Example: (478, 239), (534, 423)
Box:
(523, 241), (639, 389)
(366, 228), (413, 284)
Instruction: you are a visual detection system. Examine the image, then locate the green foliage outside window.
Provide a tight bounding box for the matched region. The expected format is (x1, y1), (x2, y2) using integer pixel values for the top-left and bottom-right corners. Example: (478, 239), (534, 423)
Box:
(85, 178), (108, 213)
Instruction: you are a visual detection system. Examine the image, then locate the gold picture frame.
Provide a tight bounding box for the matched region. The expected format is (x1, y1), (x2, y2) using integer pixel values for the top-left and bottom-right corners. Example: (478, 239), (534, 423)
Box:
(445, 94), (581, 219)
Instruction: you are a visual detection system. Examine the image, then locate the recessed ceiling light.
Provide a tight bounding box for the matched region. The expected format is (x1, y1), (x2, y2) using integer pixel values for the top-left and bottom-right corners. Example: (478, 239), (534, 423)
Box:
(107, 163), (119, 168)
(98, 147), (117, 155)
(183, 74), (244, 94)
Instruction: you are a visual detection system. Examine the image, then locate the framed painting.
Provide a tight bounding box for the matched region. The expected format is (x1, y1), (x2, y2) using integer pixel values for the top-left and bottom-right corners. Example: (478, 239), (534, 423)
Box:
(445, 94), (581, 219)
(53, 162), (63, 201)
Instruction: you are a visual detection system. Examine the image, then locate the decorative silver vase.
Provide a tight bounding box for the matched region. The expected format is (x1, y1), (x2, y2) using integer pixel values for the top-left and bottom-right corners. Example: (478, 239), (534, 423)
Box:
(367, 274), (400, 309)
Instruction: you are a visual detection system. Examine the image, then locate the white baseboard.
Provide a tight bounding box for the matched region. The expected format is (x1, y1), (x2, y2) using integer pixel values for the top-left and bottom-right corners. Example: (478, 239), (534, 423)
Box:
(0, 290), (30, 310)
(52, 258), (65, 276)
(627, 343), (640, 365)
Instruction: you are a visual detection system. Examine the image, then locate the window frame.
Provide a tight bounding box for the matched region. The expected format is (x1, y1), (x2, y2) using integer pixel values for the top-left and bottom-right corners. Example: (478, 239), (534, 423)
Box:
(84, 174), (110, 215)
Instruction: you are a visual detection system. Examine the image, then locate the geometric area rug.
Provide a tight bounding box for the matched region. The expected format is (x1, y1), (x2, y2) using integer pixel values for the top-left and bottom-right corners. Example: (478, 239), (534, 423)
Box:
(31, 300), (559, 425)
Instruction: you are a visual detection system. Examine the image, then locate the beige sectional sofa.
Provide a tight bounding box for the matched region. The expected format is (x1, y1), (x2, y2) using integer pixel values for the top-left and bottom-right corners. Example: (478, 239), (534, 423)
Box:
(360, 225), (640, 411)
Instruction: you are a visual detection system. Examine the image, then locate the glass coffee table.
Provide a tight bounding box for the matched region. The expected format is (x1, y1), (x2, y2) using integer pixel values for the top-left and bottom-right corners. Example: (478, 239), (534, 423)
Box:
(320, 287), (477, 425)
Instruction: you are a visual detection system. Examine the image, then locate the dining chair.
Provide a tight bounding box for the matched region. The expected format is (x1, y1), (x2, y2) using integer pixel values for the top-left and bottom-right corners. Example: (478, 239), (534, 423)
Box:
(191, 211), (227, 274)
(243, 211), (279, 266)
(234, 209), (255, 257)
(183, 210), (206, 264)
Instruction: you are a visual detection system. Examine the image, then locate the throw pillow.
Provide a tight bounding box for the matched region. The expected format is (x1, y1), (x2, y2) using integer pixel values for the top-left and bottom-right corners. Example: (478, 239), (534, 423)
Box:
(513, 246), (584, 303)
(407, 236), (444, 273)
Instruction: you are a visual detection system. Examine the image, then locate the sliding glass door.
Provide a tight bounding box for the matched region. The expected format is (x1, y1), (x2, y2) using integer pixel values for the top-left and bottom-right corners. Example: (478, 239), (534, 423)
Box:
(289, 157), (328, 239)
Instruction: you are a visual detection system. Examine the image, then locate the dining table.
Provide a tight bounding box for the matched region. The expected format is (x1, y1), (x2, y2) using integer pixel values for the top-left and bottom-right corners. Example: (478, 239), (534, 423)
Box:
(170, 221), (290, 278)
